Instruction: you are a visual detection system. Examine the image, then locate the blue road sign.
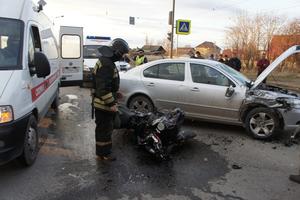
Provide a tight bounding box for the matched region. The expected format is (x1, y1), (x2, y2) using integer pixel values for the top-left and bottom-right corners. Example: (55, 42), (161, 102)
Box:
(176, 19), (191, 35)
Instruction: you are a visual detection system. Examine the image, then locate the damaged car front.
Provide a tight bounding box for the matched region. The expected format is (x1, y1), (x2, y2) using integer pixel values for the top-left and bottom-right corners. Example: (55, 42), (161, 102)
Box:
(241, 45), (300, 139)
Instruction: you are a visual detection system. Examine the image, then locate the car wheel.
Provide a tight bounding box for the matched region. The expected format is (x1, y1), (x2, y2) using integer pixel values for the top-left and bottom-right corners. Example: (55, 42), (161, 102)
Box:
(128, 95), (154, 113)
(19, 115), (39, 166)
(245, 107), (281, 139)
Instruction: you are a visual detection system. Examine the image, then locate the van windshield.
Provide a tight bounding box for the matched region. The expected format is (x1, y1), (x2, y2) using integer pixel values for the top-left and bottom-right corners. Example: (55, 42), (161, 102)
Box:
(83, 45), (102, 58)
(0, 18), (23, 70)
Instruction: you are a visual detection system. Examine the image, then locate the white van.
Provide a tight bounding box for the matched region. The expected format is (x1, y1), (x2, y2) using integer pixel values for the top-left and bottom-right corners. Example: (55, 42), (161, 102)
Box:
(0, 0), (82, 166)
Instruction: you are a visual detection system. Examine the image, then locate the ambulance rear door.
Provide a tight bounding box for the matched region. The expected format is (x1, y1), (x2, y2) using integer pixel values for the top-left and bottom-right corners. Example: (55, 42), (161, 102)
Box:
(59, 26), (83, 86)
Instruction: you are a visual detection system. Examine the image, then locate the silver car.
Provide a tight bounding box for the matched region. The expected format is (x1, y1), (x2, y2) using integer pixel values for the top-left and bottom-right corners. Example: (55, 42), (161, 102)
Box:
(119, 46), (300, 139)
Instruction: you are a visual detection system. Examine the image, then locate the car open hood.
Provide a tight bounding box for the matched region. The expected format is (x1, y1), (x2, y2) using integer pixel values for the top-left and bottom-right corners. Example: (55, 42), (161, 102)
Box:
(252, 45), (300, 89)
(0, 71), (13, 98)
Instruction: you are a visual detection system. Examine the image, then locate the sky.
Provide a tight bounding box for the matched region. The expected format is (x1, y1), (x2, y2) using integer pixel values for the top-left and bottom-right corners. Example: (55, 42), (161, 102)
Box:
(40, 0), (300, 49)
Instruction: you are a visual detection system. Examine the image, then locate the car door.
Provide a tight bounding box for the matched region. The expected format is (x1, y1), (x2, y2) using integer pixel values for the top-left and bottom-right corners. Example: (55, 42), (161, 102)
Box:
(183, 63), (244, 122)
(59, 26), (83, 86)
(142, 62), (186, 109)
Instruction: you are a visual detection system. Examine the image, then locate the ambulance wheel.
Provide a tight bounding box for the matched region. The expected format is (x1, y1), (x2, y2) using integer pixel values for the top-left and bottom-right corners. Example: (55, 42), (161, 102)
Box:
(19, 115), (39, 166)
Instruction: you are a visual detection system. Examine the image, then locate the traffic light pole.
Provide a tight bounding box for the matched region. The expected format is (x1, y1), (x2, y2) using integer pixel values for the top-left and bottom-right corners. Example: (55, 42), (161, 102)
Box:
(170, 0), (175, 58)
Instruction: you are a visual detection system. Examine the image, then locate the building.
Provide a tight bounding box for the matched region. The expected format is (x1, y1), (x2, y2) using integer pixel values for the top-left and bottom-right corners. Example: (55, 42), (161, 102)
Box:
(174, 47), (195, 57)
(269, 35), (300, 59)
(142, 45), (166, 55)
(195, 41), (221, 59)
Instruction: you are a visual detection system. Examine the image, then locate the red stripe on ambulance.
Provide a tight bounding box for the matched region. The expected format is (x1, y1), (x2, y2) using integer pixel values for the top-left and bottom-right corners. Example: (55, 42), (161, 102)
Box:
(31, 70), (60, 102)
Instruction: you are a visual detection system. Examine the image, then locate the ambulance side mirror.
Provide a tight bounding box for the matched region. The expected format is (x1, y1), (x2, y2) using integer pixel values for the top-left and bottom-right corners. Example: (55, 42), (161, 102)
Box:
(34, 52), (50, 78)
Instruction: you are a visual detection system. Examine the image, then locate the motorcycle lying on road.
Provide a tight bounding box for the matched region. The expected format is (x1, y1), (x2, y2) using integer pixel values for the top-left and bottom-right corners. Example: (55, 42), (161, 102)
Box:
(114, 106), (196, 160)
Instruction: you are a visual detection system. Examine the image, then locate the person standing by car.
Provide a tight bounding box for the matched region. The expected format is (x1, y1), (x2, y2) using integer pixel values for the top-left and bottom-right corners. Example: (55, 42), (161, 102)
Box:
(92, 38), (129, 161)
(257, 52), (270, 83)
(188, 50), (196, 58)
(228, 52), (242, 71)
(224, 54), (230, 65)
(209, 54), (215, 60)
(218, 54), (224, 63)
(134, 49), (148, 66)
(195, 51), (204, 59)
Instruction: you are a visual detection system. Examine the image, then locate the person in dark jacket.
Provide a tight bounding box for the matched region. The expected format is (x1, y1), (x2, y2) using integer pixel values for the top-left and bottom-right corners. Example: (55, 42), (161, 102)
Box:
(228, 52), (241, 71)
(257, 52), (270, 76)
(189, 50), (196, 58)
(224, 54), (230, 65)
(92, 38), (129, 161)
(195, 51), (204, 59)
(256, 52), (270, 83)
(218, 54), (224, 63)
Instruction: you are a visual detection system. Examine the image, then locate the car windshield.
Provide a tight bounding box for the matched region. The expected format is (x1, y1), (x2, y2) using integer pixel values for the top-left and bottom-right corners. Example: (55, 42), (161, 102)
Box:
(0, 18), (23, 70)
(217, 63), (251, 86)
(83, 45), (102, 58)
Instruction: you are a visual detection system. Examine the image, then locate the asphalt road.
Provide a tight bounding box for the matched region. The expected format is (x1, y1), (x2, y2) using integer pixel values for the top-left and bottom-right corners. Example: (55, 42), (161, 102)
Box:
(0, 87), (299, 200)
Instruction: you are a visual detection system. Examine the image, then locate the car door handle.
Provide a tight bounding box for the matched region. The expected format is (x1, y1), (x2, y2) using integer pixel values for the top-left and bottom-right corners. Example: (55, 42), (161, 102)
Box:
(191, 87), (199, 92)
(147, 82), (155, 87)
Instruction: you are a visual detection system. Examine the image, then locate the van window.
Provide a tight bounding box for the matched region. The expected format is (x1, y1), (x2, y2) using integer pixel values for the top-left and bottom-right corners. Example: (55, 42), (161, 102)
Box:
(61, 35), (81, 58)
(28, 26), (42, 67)
(0, 18), (24, 70)
(83, 45), (101, 58)
(42, 37), (58, 59)
(31, 26), (42, 52)
(28, 31), (35, 66)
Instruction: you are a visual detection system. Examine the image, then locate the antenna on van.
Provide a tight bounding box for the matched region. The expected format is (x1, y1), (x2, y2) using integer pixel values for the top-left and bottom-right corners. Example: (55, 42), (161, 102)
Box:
(33, 0), (47, 13)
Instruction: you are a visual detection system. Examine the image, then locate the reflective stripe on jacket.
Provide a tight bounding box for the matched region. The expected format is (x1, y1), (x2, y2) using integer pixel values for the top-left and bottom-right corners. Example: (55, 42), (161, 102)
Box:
(92, 58), (119, 112)
(135, 55), (145, 66)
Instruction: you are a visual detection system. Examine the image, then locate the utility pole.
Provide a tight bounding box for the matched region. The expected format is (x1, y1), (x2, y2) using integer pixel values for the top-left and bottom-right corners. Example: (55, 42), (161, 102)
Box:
(170, 0), (175, 58)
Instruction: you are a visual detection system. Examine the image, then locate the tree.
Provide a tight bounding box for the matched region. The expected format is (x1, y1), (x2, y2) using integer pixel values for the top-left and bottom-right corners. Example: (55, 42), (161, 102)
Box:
(225, 12), (285, 71)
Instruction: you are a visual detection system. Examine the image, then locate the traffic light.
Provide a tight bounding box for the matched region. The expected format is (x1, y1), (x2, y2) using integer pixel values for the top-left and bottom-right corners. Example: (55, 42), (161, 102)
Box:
(167, 32), (172, 41)
(129, 16), (135, 25)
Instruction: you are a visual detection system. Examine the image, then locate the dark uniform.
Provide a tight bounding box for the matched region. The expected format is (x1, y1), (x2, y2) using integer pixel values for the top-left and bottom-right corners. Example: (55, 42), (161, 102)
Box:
(91, 38), (129, 160)
(93, 57), (119, 157)
(228, 57), (241, 71)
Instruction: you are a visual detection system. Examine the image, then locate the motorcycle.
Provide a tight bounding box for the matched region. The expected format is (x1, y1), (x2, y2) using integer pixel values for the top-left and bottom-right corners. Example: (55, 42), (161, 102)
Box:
(115, 106), (196, 160)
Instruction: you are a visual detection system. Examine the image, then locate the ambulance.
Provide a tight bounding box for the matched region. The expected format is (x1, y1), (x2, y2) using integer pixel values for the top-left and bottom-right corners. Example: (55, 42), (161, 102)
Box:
(0, 0), (83, 165)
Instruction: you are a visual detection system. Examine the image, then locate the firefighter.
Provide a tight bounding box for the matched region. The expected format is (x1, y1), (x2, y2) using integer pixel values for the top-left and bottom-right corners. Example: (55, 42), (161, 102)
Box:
(92, 38), (129, 161)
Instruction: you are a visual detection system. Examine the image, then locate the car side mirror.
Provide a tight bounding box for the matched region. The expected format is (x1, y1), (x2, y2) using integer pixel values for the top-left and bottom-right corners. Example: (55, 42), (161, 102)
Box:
(33, 52), (50, 78)
(225, 85), (235, 98)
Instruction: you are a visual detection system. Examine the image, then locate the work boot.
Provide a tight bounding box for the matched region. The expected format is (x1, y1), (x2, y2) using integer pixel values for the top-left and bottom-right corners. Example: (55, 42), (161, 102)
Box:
(97, 155), (116, 162)
(289, 175), (300, 184)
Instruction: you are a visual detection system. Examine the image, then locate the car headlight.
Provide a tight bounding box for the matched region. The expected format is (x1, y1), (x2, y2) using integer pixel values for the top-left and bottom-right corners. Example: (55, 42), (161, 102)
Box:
(277, 98), (300, 109)
(0, 106), (14, 124)
(291, 99), (300, 109)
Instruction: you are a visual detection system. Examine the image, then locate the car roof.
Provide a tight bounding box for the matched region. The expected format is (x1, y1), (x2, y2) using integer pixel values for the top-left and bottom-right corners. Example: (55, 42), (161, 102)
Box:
(123, 58), (221, 76)
(148, 58), (219, 65)
(135, 58), (220, 70)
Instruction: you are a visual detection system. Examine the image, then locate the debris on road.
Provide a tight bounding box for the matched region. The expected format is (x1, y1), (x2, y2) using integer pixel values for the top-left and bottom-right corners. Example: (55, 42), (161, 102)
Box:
(231, 164), (242, 170)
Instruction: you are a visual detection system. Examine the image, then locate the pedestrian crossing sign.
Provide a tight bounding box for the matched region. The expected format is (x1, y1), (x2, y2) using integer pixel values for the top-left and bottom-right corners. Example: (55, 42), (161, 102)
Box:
(176, 19), (191, 35)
